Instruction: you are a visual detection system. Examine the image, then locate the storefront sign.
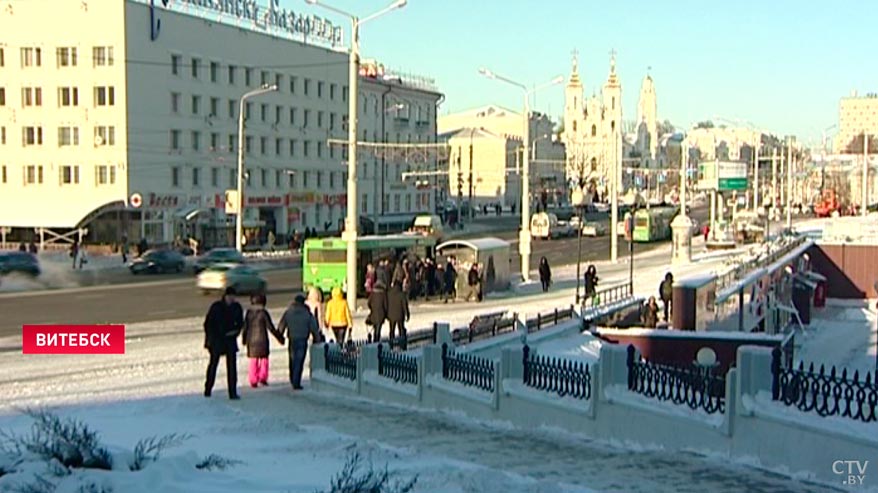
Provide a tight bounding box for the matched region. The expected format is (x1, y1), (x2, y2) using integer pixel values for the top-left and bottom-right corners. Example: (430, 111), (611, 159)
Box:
(247, 195), (285, 206)
(288, 192), (316, 204)
(150, 0), (343, 47)
(287, 207), (301, 222)
(320, 193), (347, 206)
(147, 193), (181, 208)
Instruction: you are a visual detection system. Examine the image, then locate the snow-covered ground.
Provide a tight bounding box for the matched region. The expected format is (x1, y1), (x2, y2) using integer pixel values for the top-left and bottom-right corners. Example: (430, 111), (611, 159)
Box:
(797, 303), (878, 376)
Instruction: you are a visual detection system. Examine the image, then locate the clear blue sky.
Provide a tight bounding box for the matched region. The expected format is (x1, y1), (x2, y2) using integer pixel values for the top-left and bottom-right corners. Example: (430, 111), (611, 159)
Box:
(285, 0), (876, 144)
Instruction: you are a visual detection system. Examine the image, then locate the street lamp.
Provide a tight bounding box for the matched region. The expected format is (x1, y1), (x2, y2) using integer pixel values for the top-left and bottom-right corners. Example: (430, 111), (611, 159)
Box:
(236, 84), (278, 252)
(479, 68), (563, 281)
(306, 0), (407, 312)
(670, 138), (692, 264)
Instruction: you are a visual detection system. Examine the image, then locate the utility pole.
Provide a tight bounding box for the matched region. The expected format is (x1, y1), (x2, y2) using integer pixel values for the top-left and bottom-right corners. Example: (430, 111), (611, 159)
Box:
(754, 145), (760, 211)
(610, 127), (620, 262)
(468, 137), (474, 223)
(786, 137), (793, 230)
(772, 148), (778, 222)
(863, 134), (870, 217)
(457, 151), (463, 228)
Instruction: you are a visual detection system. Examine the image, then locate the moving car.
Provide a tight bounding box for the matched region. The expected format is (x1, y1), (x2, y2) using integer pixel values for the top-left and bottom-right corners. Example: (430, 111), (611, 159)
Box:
(568, 216), (607, 237)
(129, 249), (186, 274)
(0, 251), (41, 277)
(197, 263), (267, 295)
(530, 212), (574, 240)
(193, 247), (245, 274)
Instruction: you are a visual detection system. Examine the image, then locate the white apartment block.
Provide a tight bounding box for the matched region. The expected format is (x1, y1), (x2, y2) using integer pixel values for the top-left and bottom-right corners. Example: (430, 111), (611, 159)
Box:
(0, 0), (441, 247)
(833, 92), (878, 153)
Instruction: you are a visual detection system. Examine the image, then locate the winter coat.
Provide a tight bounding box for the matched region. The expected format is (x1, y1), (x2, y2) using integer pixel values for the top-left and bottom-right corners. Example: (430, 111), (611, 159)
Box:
(324, 287), (352, 328)
(386, 284), (410, 323)
(443, 263), (457, 288)
(368, 285), (388, 326)
(584, 272), (598, 297)
(467, 266), (480, 287)
(203, 300), (244, 354)
(278, 302), (321, 343)
(306, 288), (325, 330)
(642, 303), (659, 328)
(241, 307), (283, 358)
(660, 279), (674, 302)
(539, 261), (552, 283)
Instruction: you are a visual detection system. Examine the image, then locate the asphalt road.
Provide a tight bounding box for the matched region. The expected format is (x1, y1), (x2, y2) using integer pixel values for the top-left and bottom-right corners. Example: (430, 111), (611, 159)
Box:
(0, 205), (710, 335)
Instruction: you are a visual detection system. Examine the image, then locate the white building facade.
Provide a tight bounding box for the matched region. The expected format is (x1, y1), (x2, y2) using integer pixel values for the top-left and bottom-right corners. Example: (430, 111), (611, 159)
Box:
(0, 0), (440, 247)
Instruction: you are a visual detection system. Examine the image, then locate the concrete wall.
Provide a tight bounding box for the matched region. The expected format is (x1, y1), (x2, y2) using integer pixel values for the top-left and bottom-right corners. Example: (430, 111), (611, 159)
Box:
(809, 243), (878, 299)
(310, 330), (878, 488)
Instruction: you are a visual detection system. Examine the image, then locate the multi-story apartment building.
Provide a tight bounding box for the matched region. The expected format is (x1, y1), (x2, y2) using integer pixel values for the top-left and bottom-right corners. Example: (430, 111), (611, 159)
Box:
(0, 0), (441, 247)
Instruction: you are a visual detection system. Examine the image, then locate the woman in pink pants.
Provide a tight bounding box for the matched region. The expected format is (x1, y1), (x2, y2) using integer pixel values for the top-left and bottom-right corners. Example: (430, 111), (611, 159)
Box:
(241, 293), (284, 387)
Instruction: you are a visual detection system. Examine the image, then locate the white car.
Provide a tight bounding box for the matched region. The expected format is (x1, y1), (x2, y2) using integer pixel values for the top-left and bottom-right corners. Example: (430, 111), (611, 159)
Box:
(197, 263), (267, 294)
(569, 216), (607, 237)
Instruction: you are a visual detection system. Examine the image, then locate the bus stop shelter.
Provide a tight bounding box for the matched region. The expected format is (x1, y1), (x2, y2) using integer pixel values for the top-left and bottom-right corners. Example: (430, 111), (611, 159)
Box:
(437, 237), (511, 293)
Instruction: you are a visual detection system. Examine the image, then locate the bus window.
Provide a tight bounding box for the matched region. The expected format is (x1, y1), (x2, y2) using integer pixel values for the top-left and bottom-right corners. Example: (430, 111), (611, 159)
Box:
(307, 249), (346, 263)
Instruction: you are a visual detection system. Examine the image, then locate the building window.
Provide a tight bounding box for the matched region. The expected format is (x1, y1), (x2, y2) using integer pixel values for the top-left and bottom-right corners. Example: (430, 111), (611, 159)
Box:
(93, 46), (114, 67)
(275, 169), (281, 188)
(260, 169), (267, 187)
(229, 100), (236, 119)
(0, 88), (4, 106)
(289, 171), (296, 188)
(303, 140), (311, 157)
(1, 165), (7, 184)
(591, 124), (596, 137)
(405, 194), (412, 212)
(229, 168), (235, 187)
(56, 87), (79, 107)
(304, 78), (311, 96)
(209, 97), (219, 117)
(210, 132), (219, 151)
(171, 54), (181, 75)
(170, 129), (181, 150)
(1, 127), (5, 144)
(260, 103), (268, 122)
(289, 139), (297, 157)
(21, 87), (42, 107)
(289, 107), (297, 125)
(316, 171), (323, 188)
(170, 92), (180, 113)
(330, 113), (336, 130)
(275, 138), (282, 156)
(209, 61), (218, 82)
(343, 85), (348, 102)
(22, 126), (43, 146)
(60, 165), (80, 185)
(245, 102), (252, 120)
(303, 110), (310, 127)
(21, 47), (42, 67)
(260, 136), (267, 155)
(0, 48), (4, 67)
(245, 67), (252, 86)
(317, 111), (324, 128)
(192, 95), (201, 115)
(211, 167), (219, 187)
(192, 167), (200, 186)
(56, 47), (77, 67)
(95, 126), (115, 146)
(96, 165), (116, 185)
(58, 127), (79, 146)
(228, 134), (236, 154)
(245, 136), (253, 154)
(317, 81), (324, 98)
(394, 194), (401, 213)
(302, 171), (309, 188)
(25, 165), (44, 185)
(362, 194), (368, 214)
(94, 86), (115, 106)
(329, 172), (335, 189)
(171, 167), (180, 187)
(289, 76), (297, 94)
(191, 58), (200, 79)
(192, 131), (201, 151)
(330, 83), (337, 100)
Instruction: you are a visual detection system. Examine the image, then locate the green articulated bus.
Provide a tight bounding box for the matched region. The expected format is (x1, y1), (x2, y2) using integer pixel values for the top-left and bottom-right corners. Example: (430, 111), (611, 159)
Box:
(302, 234), (437, 296)
(631, 206), (678, 242)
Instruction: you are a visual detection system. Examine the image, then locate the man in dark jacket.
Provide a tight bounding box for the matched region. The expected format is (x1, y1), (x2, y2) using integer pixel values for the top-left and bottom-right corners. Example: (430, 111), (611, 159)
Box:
(466, 263), (482, 302)
(659, 272), (674, 322)
(277, 294), (321, 390)
(203, 287), (244, 399)
(443, 258), (457, 303)
(367, 281), (388, 342)
(386, 281), (410, 349)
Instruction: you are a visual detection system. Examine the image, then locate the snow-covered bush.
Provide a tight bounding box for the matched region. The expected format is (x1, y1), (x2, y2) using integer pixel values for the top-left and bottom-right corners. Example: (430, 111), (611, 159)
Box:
(321, 452), (417, 493)
(0, 410), (112, 471)
(195, 454), (243, 471)
(129, 433), (191, 471)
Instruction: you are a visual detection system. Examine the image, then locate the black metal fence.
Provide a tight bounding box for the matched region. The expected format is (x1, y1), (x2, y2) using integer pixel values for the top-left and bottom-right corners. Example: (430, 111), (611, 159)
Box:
(526, 306), (577, 333)
(522, 345), (591, 400)
(583, 282), (633, 309)
(324, 344), (357, 381)
(405, 323), (440, 349)
(771, 348), (878, 423)
(376, 343), (419, 385)
(627, 345), (727, 414)
(441, 343), (495, 392)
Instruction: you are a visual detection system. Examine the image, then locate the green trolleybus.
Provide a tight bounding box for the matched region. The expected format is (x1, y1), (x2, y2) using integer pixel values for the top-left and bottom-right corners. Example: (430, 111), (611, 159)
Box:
(631, 206), (678, 242)
(302, 234), (437, 296)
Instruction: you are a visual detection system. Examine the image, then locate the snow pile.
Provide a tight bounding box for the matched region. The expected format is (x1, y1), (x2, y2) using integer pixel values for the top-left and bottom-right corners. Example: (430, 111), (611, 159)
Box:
(742, 391), (878, 440)
(531, 333), (603, 364)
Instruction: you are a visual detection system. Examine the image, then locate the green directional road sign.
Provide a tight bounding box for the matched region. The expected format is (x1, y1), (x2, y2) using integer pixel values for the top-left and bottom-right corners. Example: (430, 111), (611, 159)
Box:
(718, 177), (748, 191)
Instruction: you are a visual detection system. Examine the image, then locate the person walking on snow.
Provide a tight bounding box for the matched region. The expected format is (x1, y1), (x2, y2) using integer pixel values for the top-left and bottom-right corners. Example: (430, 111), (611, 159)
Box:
(386, 281), (410, 349)
(538, 256), (552, 293)
(583, 264), (599, 302)
(659, 272), (674, 322)
(241, 293), (284, 388)
(305, 287), (327, 342)
(324, 287), (353, 345)
(368, 280), (389, 342)
(203, 287), (244, 400)
(277, 294), (321, 390)
(443, 258), (457, 303)
(69, 240), (79, 270)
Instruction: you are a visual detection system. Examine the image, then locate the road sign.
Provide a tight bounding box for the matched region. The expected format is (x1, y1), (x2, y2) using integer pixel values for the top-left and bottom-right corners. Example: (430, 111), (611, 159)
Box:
(225, 190), (239, 214)
(718, 178), (748, 191)
(129, 193), (142, 208)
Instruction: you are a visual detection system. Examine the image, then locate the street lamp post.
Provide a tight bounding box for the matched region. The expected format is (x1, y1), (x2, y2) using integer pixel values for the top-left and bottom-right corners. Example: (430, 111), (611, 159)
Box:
(863, 134), (870, 217)
(670, 139), (692, 264)
(572, 188), (585, 304)
(236, 84), (278, 252)
(306, 0), (406, 312)
(786, 137), (793, 230)
(479, 69), (563, 282)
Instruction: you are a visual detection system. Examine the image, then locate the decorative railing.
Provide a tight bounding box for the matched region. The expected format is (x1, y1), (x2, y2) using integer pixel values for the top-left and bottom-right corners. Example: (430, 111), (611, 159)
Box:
(441, 343), (495, 392)
(405, 323), (439, 349)
(715, 236), (808, 292)
(526, 306), (576, 332)
(771, 348), (878, 423)
(626, 345), (727, 414)
(324, 344), (357, 381)
(377, 343), (418, 385)
(584, 282), (633, 308)
(522, 345), (591, 400)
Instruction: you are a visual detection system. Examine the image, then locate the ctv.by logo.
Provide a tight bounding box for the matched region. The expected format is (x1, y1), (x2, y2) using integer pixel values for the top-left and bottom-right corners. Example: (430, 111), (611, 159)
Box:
(150, 0), (170, 41)
(833, 460), (868, 487)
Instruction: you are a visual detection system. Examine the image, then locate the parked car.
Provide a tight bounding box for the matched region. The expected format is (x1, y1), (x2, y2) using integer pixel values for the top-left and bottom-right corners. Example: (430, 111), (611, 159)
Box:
(197, 263), (266, 295)
(129, 249), (186, 275)
(0, 251), (41, 277)
(193, 247), (245, 274)
(569, 216), (607, 237)
(531, 212), (574, 240)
